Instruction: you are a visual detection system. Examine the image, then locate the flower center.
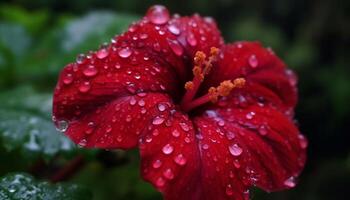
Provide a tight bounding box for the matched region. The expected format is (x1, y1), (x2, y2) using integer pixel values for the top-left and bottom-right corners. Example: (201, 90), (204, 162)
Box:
(180, 47), (245, 112)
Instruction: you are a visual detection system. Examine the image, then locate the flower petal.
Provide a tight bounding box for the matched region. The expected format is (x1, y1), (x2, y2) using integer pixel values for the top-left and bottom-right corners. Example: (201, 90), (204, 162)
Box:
(205, 42), (297, 114)
(53, 9), (224, 148)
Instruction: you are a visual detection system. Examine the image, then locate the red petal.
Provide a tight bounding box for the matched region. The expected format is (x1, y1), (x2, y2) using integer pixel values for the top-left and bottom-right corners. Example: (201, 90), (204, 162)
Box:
(205, 42), (297, 114)
(53, 7), (223, 148)
(139, 110), (202, 200)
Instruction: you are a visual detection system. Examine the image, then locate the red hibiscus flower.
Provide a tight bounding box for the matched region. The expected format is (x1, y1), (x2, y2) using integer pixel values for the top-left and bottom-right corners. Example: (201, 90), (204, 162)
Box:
(53, 5), (307, 200)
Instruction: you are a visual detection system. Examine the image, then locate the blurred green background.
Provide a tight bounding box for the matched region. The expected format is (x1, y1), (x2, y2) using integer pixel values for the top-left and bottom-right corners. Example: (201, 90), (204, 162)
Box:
(0, 0), (349, 199)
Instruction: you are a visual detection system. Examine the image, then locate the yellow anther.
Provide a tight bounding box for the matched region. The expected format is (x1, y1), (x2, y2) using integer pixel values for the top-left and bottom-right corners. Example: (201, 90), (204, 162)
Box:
(194, 51), (206, 66)
(208, 87), (218, 102)
(210, 47), (219, 58)
(217, 80), (234, 97)
(233, 78), (246, 88)
(184, 81), (194, 90)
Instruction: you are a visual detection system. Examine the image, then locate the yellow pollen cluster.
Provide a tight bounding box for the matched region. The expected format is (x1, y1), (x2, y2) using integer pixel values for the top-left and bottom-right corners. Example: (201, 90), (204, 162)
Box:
(208, 78), (246, 103)
(184, 81), (194, 90)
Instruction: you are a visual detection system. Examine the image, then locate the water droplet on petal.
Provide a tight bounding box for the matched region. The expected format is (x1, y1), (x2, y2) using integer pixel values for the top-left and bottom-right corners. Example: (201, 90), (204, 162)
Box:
(168, 40), (183, 56)
(258, 125), (268, 136)
(168, 24), (180, 35)
(63, 73), (74, 85)
(156, 177), (165, 187)
(162, 143), (174, 155)
(118, 48), (132, 58)
(153, 116), (165, 125)
(157, 103), (166, 111)
(179, 122), (190, 132)
(96, 47), (109, 59)
(172, 129), (180, 137)
(83, 65), (98, 77)
(298, 135), (308, 149)
(140, 33), (148, 39)
(186, 34), (197, 47)
(202, 144), (209, 150)
(174, 154), (187, 165)
(152, 159), (162, 168)
(76, 54), (85, 64)
(146, 5), (170, 25)
(246, 111), (255, 119)
(79, 81), (91, 93)
(226, 184), (234, 196)
(163, 168), (174, 180)
(78, 139), (87, 147)
(85, 121), (95, 134)
(129, 97), (137, 105)
(284, 177), (296, 188)
(56, 120), (68, 133)
(229, 144), (243, 156)
(248, 54), (258, 68)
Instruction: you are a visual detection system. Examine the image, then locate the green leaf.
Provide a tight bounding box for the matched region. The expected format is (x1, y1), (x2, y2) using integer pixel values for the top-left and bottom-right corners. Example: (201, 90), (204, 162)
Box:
(0, 87), (77, 159)
(0, 172), (91, 200)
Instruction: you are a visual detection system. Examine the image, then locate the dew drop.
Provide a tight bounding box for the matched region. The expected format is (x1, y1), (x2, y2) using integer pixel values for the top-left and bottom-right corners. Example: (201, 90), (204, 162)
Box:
(226, 131), (235, 140)
(56, 120), (68, 133)
(79, 81), (91, 93)
(162, 143), (174, 155)
(157, 103), (166, 111)
(118, 48), (132, 58)
(96, 47), (109, 59)
(202, 144), (209, 150)
(152, 116), (165, 125)
(186, 34), (197, 47)
(78, 139), (87, 147)
(298, 135), (308, 149)
(138, 99), (145, 106)
(146, 5), (170, 25)
(115, 63), (121, 69)
(152, 159), (162, 169)
(156, 177), (165, 187)
(179, 122), (190, 132)
(258, 125), (268, 136)
(140, 33), (148, 39)
(285, 69), (297, 86)
(284, 177), (296, 188)
(229, 144), (243, 156)
(226, 184), (234, 196)
(168, 24), (180, 35)
(105, 125), (112, 133)
(218, 120), (225, 127)
(246, 111), (255, 119)
(76, 54), (85, 64)
(172, 129), (180, 137)
(163, 168), (174, 180)
(174, 154), (187, 165)
(83, 65), (98, 77)
(248, 54), (258, 68)
(129, 97), (137, 105)
(152, 129), (159, 136)
(168, 40), (183, 56)
(63, 73), (74, 85)
(85, 121), (95, 135)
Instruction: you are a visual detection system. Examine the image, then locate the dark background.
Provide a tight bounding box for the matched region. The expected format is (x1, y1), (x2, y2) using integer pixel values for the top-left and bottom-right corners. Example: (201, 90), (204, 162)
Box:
(0, 0), (349, 199)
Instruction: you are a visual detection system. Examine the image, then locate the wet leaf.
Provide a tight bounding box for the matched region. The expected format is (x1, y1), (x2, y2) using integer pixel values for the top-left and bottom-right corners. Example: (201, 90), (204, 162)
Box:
(0, 172), (91, 200)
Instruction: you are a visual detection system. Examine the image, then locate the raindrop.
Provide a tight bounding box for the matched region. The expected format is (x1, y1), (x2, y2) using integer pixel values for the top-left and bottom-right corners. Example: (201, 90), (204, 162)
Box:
(168, 25), (180, 35)
(226, 131), (235, 140)
(248, 54), (258, 68)
(152, 129), (160, 136)
(56, 120), (68, 133)
(146, 5), (170, 25)
(83, 65), (98, 77)
(63, 73), (74, 85)
(258, 125), (268, 136)
(78, 139), (87, 147)
(79, 81), (91, 93)
(172, 129), (180, 137)
(179, 122), (190, 132)
(284, 177), (296, 188)
(105, 125), (112, 133)
(218, 120), (225, 127)
(140, 33), (148, 39)
(153, 116), (165, 125)
(168, 40), (184, 56)
(186, 34), (197, 47)
(163, 169), (174, 180)
(226, 184), (234, 196)
(157, 103), (166, 111)
(162, 143), (174, 155)
(115, 63), (121, 69)
(229, 144), (243, 156)
(96, 47), (109, 59)
(156, 177), (165, 187)
(174, 154), (187, 165)
(246, 111), (255, 119)
(138, 99), (145, 106)
(76, 54), (85, 64)
(118, 48), (132, 58)
(153, 159), (162, 169)
(202, 144), (209, 150)
(85, 121), (95, 134)
(298, 135), (308, 149)
(129, 97), (137, 105)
